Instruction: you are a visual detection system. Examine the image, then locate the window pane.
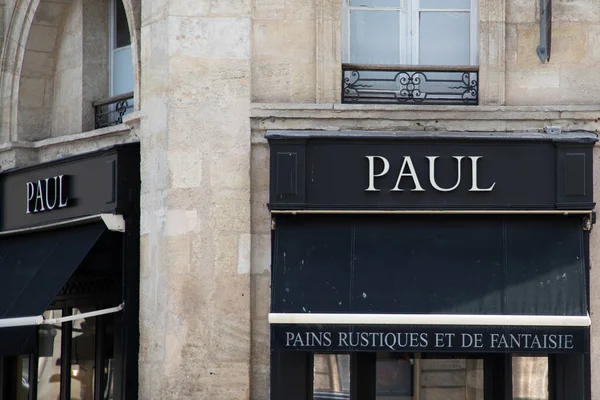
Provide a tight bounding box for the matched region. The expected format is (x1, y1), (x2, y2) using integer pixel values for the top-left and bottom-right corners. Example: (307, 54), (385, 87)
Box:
(377, 353), (413, 398)
(350, 0), (401, 7)
(115, 0), (131, 48)
(419, 357), (484, 400)
(17, 355), (30, 400)
(350, 10), (401, 64)
(419, 12), (470, 65)
(100, 316), (116, 400)
(420, 0), (471, 9)
(112, 46), (134, 96)
(313, 354), (350, 399)
(512, 356), (549, 400)
(38, 310), (62, 400)
(71, 308), (96, 400)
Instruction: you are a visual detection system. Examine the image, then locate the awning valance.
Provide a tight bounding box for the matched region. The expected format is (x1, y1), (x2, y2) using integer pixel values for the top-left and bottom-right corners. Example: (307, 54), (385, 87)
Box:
(270, 214), (589, 353)
(272, 214), (587, 316)
(0, 222), (106, 355)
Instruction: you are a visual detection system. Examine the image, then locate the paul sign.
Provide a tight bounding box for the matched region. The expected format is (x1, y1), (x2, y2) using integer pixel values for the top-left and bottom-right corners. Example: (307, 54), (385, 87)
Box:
(26, 175), (69, 214)
(366, 155), (496, 192)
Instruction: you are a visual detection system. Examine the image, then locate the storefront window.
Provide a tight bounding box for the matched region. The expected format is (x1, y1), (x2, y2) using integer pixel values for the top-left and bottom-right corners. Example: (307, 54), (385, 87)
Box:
(512, 356), (549, 400)
(101, 358), (115, 400)
(376, 353), (413, 399)
(38, 310), (62, 400)
(375, 354), (483, 400)
(16, 355), (30, 400)
(71, 308), (96, 400)
(313, 354), (350, 399)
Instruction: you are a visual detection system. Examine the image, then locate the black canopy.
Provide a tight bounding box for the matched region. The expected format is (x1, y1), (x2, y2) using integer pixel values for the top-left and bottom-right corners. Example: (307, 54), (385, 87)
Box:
(272, 214), (587, 316)
(0, 222), (106, 355)
(271, 214), (589, 354)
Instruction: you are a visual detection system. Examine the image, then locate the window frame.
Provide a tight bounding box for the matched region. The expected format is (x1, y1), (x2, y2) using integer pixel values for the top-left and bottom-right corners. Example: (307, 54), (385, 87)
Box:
(342, 0), (478, 66)
(0, 303), (119, 400)
(108, 0), (133, 98)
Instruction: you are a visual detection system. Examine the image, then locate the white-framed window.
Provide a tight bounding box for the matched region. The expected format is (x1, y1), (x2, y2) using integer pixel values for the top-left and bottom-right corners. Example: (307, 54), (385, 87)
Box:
(109, 0), (134, 98)
(342, 0), (478, 66)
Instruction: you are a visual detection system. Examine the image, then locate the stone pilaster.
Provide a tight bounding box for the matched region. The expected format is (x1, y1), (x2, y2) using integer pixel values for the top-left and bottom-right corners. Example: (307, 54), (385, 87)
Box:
(139, 0), (252, 398)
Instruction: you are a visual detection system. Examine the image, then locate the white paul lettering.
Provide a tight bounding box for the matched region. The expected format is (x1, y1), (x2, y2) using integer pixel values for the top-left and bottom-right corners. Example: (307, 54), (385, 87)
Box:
(26, 175), (69, 214)
(365, 155), (496, 192)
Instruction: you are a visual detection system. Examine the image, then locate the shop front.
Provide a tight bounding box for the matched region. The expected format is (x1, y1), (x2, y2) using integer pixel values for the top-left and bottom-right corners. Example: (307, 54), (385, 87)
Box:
(0, 143), (139, 400)
(266, 131), (596, 400)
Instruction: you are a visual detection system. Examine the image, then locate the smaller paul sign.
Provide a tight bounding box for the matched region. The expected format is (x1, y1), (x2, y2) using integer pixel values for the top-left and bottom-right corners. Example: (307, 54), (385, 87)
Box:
(0, 144), (140, 232)
(26, 175), (70, 214)
(266, 131), (597, 211)
(271, 325), (589, 354)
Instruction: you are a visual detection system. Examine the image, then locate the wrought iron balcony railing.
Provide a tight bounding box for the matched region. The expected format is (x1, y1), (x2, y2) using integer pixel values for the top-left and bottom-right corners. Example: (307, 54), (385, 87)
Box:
(93, 92), (134, 129)
(342, 64), (478, 105)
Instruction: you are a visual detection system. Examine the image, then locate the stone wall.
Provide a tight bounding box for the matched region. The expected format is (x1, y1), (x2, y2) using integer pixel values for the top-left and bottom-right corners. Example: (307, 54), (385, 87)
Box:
(138, 1), (252, 399)
(506, 0), (600, 105)
(17, 0), (68, 140)
(49, 0), (82, 137)
(250, 0), (600, 106)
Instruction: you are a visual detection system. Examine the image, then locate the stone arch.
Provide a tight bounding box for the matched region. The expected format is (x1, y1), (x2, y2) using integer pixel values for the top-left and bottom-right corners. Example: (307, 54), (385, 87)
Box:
(0, 0), (141, 142)
(0, 0), (42, 141)
(18, 0), (73, 140)
(121, 0), (141, 111)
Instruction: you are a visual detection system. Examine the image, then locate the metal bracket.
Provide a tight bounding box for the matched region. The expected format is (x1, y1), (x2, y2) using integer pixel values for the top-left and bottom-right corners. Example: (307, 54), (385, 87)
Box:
(583, 213), (593, 231)
(544, 125), (561, 135)
(100, 213), (126, 232)
(537, 0), (552, 63)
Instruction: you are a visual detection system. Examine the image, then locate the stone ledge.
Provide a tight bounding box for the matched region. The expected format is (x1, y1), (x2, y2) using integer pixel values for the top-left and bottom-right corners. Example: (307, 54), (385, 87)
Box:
(123, 110), (143, 126)
(250, 103), (600, 145)
(251, 103), (600, 120)
(0, 123), (132, 152)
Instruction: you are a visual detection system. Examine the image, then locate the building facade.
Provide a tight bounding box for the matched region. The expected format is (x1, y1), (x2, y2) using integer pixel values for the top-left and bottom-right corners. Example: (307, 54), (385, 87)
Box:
(0, 0), (598, 399)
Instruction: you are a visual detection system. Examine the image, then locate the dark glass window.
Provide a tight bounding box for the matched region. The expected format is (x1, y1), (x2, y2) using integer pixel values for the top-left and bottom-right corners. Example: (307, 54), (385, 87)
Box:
(70, 307), (96, 399)
(37, 310), (63, 400)
(512, 356), (549, 400)
(313, 354), (350, 399)
(115, 0), (131, 48)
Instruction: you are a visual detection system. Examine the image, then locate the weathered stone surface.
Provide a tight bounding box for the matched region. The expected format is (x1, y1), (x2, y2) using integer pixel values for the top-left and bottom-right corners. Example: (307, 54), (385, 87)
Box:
(551, 23), (589, 64)
(25, 24), (58, 52)
(421, 359), (467, 371)
(421, 388), (467, 400)
(421, 371), (467, 387)
(589, 28), (600, 59)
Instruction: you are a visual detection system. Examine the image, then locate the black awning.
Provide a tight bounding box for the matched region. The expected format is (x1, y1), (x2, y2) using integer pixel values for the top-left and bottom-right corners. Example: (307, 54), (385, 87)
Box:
(0, 222), (106, 355)
(272, 214), (587, 316)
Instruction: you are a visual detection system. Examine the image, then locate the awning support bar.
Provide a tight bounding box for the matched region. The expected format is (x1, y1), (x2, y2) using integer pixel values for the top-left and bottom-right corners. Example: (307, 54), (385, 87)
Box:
(0, 303), (125, 328)
(44, 302), (125, 325)
(269, 313), (591, 327)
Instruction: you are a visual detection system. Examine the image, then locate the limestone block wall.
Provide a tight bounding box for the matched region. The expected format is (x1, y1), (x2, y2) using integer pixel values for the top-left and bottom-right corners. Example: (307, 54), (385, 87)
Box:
(49, 0), (83, 137)
(505, 0), (600, 105)
(50, 0), (109, 137)
(17, 0), (67, 140)
(250, 0), (600, 106)
(251, 0), (317, 103)
(419, 359), (483, 400)
(138, 0), (252, 398)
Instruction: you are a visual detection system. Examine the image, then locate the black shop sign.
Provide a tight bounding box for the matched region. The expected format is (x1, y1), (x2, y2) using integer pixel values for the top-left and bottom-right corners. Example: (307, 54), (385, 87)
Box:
(272, 325), (588, 354)
(266, 131), (597, 211)
(0, 144), (139, 231)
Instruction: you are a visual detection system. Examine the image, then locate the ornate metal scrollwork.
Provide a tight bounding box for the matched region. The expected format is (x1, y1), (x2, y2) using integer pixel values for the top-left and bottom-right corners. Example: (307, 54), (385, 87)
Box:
(342, 65), (478, 105)
(394, 71), (426, 103)
(93, 93), (134, 129)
